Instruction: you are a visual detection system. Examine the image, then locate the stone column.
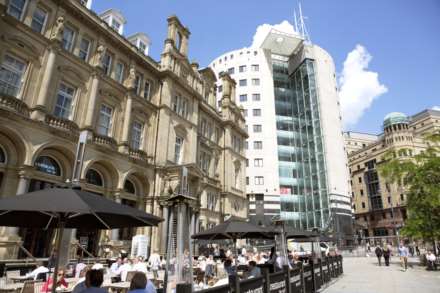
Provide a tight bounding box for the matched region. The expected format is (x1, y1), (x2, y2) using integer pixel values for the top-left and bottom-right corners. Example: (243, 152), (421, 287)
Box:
(180, 36), (188, 56)
(31, 46), (57, 121)
(119, 92), (133, 151)
(111, 196), (122, 241)
(160, 205), (169, 255)
(6, 176), (30, 236)
(84, 72), (100, 129)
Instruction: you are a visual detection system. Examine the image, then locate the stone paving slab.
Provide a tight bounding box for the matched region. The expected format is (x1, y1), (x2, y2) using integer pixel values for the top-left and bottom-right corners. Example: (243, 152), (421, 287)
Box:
(321, 256), (440, 293)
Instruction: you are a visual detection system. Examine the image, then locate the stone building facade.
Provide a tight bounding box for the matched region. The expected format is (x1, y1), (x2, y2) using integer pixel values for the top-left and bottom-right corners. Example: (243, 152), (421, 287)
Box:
(0, 0), (247, 259)
(345, 110), (440, 238)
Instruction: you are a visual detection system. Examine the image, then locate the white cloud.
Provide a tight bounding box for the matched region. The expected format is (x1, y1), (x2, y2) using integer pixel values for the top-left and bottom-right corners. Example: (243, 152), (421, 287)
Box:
(339, 44), (388, 128)
(251, 20), (297, 48)
(432, 106), (440, 111)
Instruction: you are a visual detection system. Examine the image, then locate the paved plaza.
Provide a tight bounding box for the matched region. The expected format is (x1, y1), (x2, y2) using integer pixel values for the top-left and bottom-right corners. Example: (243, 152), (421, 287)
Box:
(322, 256), (440, 293)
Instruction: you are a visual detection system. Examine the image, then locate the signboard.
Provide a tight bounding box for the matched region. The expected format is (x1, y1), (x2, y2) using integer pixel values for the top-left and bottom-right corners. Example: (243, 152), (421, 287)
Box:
(79, 236), (88, 248)
(289, 269), (302, 293)
(280, 187), (292, 195)
(269, 271), (286, 293)
(240, 276), (264, 293)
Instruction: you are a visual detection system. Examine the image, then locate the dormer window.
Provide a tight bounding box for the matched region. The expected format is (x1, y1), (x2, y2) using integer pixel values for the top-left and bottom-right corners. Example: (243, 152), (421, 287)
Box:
(79, 0), (92, 9)
(99, 9), (126, 35)
(127, 33), (151, 55)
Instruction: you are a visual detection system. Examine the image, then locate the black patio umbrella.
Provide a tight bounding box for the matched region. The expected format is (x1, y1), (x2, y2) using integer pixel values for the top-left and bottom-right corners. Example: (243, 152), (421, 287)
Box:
(191, 219), (273, 241)
(0, 187), (162, 293)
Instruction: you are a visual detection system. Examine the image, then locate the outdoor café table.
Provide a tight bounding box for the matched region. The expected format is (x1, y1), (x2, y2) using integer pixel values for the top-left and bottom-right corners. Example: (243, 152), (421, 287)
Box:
(0, 283), (23, 293)
(103, 281), (131, 293)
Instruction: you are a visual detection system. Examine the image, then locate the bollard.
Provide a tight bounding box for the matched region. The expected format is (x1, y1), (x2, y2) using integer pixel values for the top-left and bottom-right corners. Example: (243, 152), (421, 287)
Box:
(299, 262), (305, 293)
(262, 266), (271, 293)
(284, 265), (292, 293)
(310, 260), (316, 293)
(318, 258), (323, 289)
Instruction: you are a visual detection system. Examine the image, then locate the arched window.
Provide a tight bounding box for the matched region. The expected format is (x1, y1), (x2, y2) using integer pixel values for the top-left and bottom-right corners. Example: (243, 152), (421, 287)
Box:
(34, 156), (61, 176)
(86, 169), (103, 186)
(0, 147), (5, 164)
(124, 179), (136, 194)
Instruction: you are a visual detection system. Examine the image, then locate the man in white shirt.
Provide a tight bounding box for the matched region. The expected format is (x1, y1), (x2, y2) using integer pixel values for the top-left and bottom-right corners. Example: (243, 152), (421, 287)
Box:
(75, 259), (87, 278)
(116, 258), (133, 281)
(133, 256), (148, 273)
(26, 262), (49, 280)
(426, 251), (437, 270)
(148, 251), (161, 280)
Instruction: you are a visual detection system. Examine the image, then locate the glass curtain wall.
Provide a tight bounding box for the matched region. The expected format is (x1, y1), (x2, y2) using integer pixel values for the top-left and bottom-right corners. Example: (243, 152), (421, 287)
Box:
(273, 56), (329, 230)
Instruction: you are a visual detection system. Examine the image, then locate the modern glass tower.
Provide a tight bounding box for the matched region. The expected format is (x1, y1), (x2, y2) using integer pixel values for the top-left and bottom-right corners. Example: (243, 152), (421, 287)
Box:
(210, 28), (352, 239)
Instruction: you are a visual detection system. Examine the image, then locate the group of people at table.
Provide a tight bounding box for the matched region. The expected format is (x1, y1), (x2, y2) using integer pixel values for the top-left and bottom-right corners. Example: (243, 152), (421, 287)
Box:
(192, 246), (317, 290)
(23, 253), (163, 293)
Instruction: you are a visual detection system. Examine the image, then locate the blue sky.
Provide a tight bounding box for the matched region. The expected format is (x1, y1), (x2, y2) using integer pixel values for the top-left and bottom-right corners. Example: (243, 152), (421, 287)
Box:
(92, 0), (440, 134)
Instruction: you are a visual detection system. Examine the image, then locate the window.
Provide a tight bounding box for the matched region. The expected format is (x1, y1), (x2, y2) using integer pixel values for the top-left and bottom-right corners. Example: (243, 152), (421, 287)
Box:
(86, 169), (103, 186)
(252, 93), (261, 101)
(97, 104), (113, 136)
(253, 141), (262, 149)
(0, 54), (26, 97)
(253, 125), (262, 132)
(254, 158), (263, 167)
(199, 151), (211, 173)
(246, 177), (249, 185)
(78, 38), (91, 61)
(239, 65), (246, 73)
(114, 62), (124, 83)
(124, 180), (136, 194)
(361, 202), (365, 208)
(251, 64), (259, 72)
(218, 85), (222, 92)
(232, 135), (241, 152)
(245, 141), (248, 150)
(143, 80), (151, 100)
(138, 41), (147, 53)
(253, 109), (261, 116)
(400, 194), (404, 201)
(243, 109), (248, 117)
(7, 0), (27, 20)
(239, 79), (247, 87)
(54, 82), (75, 119)
(35, 156), (61, 176)
(102, 53), (112, 76)
(227, 67), (235, 74)
(31, 7), (47, 33)
(358, 177), (362, 183)
(239, 94), (247, 102)
(174, 136), (183, 164)
(171, 95), (188, 118)
(134, 74), (142, 95)
(111, 18), (121, 32)
(62, 26), (76, 52)
(131, 121), (143, 150)
(360, 189), (364, 196)
(254, 176), (264, 185)
(252, 78), (260, 86)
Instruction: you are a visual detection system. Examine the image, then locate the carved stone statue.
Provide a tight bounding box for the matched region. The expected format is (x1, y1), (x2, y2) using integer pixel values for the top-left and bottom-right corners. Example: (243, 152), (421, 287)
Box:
(95, 44), (106, 68)
(126, 67), (136, 90)
(50, 16), (65, 42)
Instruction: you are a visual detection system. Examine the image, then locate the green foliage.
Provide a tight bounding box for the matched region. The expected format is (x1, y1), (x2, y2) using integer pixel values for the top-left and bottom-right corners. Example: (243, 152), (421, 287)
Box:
(379, 133), (440, 241)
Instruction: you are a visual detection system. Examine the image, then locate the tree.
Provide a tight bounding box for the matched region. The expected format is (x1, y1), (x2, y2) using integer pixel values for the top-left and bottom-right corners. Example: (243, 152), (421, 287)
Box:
(379, 133), (440, 254)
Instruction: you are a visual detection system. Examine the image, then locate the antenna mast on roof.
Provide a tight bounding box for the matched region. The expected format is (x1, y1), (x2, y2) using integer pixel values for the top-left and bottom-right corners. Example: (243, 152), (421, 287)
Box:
(295, 2), (311, 44)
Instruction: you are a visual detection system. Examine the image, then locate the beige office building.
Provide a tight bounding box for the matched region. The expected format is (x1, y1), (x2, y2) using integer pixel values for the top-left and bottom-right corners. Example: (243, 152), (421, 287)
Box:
(345, 109), (440, 238)
(0, 0), (247, 259)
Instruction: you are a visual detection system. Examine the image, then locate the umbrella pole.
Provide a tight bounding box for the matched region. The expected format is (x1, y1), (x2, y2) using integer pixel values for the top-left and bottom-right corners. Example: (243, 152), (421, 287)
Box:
(51, 218), (65, 293)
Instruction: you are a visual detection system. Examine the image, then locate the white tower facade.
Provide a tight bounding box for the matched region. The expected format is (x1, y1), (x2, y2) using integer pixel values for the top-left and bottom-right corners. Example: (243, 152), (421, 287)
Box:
(210, 29), (352, 239)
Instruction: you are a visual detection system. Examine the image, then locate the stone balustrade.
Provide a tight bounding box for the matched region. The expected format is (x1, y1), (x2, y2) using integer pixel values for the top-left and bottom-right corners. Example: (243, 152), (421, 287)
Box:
(128, 148), (151, 162)
(0, 94), (30, 117)
(44, 114), (79, 133)
(93, 133), (117, 149)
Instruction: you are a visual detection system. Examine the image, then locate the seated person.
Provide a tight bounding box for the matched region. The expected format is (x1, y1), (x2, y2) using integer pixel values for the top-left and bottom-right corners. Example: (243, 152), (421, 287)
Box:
(426, 251), (437, 270)
(247, 261), (261, 278)
(75, 258), (87, 278)
(128, 272), (156, 293)
(82, 269), (107, 293)
(26, 262), (49, 280)
(42, 270), (68, 293)
(72, 267), (90, 293)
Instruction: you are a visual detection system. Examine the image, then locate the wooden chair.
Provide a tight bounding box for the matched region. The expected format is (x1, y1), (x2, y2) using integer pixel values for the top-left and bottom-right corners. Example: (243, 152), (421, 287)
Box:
(33, 282), (44, 293)
(20, 281), (34, 293)
(125, 271), (137, 283)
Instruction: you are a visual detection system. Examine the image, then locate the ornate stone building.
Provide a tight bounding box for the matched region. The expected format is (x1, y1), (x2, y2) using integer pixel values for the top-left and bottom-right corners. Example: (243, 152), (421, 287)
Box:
(0, 0), (247, 258)
(345, 110), (440, 239)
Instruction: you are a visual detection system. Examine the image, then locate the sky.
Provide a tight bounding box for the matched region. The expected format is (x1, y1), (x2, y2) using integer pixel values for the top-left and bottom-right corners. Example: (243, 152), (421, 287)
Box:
(92, 0), (440, 134)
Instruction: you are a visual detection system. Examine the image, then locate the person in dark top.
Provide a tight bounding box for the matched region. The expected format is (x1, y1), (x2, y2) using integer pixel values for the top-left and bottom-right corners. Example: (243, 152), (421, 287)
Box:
(383, 245), (391, 266)
(375, 246), (383, 266)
